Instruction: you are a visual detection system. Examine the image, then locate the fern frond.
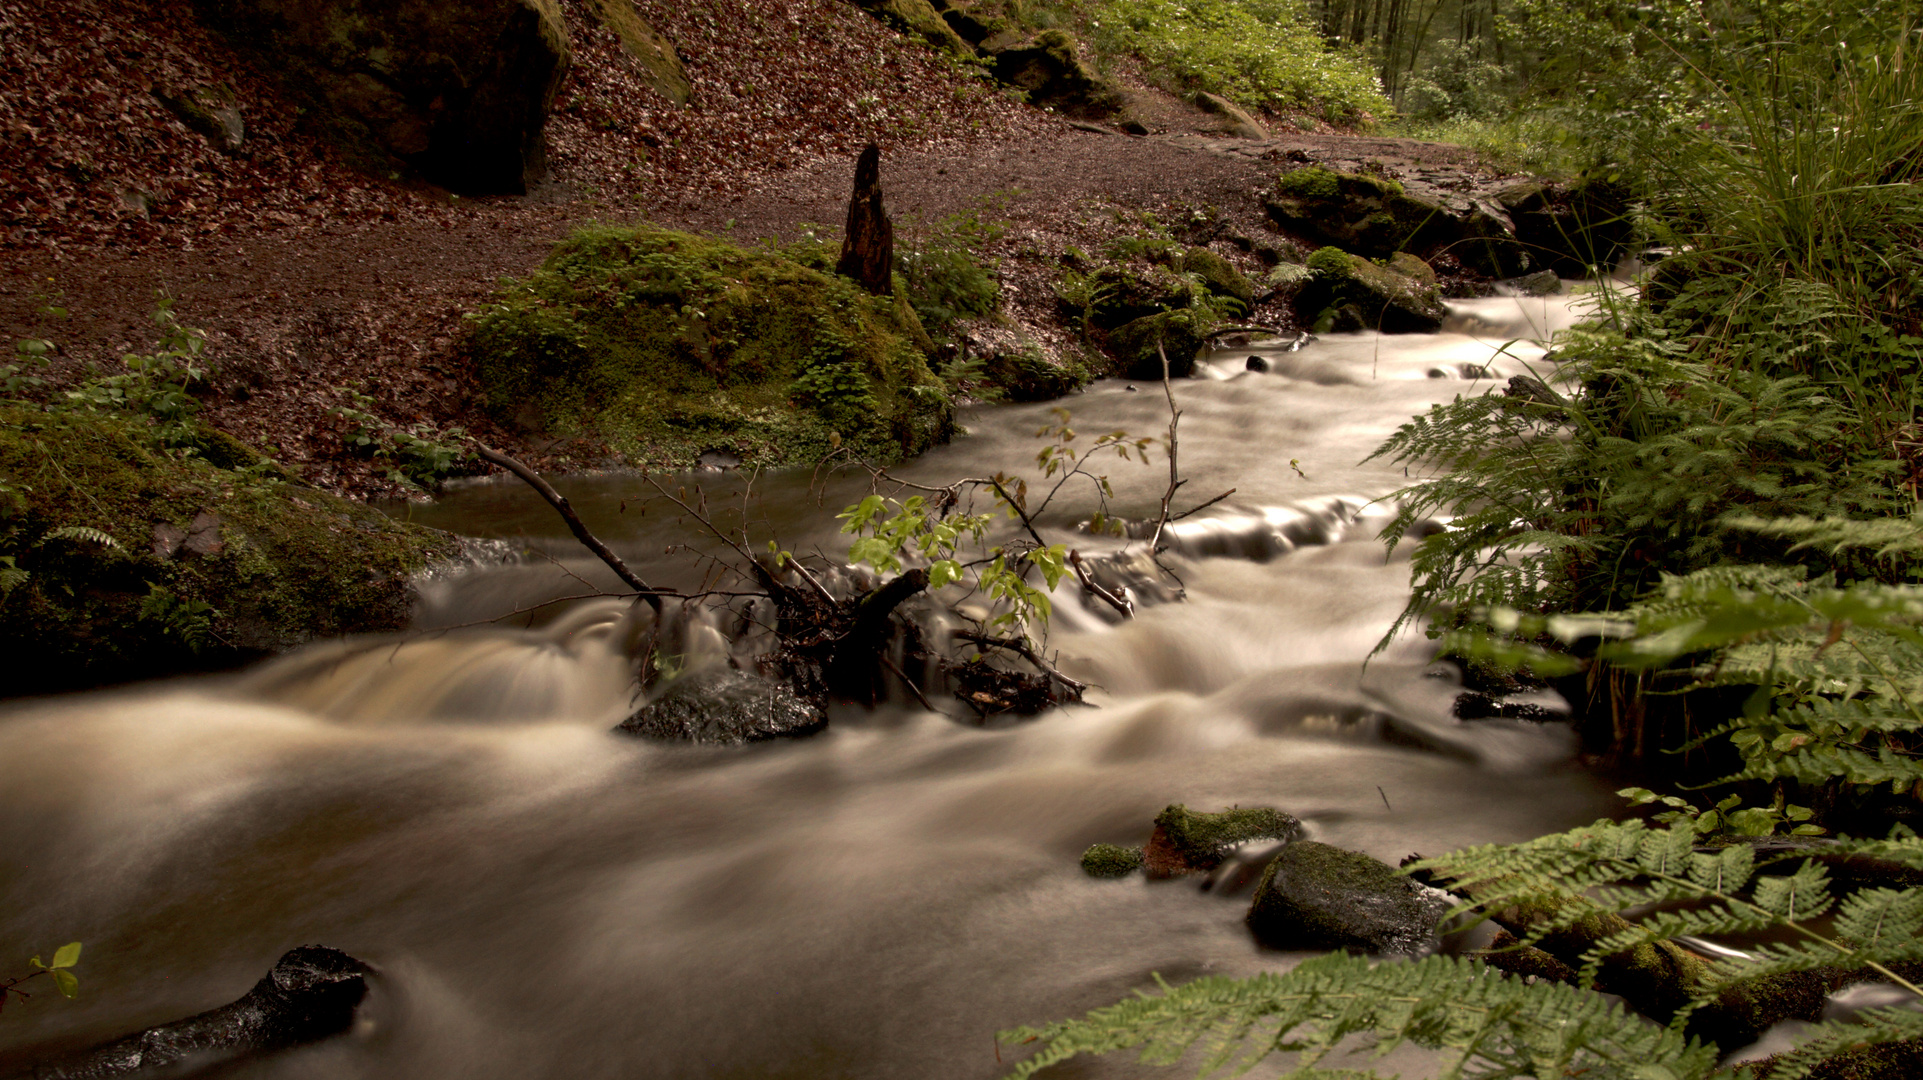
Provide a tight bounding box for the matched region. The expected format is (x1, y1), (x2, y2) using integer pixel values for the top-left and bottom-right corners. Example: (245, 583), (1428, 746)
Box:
(998, 953), (1719, 1080)
(41, 525), (118, 548)
(1746, 1008), (1923, 1080)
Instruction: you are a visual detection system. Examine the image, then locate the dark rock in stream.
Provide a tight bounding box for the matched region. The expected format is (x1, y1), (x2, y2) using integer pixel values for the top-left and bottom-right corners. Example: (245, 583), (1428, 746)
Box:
(1246, 841), (1451, 954)
(23, 946), (371, 1079)
(616, 669), (826, 746)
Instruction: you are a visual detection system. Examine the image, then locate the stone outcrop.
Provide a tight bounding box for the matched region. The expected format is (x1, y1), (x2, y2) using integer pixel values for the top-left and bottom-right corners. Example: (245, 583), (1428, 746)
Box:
(837, 143), (895, 296)
(1193, 91), (1267, 139)
(191, 0), (572, 194)
(151, 84), (247, 154)
(1265, 166), (1528, 278)
(986, 31), (1125, 120)
(1142, 804), (1303, 878)
(1294, 247), (1447, 333)
(850, 0), (975, 55)
(1494, 175), (1635, 278)
(1245, 841), (1451, 953)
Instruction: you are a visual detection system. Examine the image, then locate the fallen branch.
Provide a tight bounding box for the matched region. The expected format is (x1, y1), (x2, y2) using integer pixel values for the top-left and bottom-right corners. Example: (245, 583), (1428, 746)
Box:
(953, 629), (1088, 697)
(1068, 550), (1133, 618)
(475, 444), (663, 613)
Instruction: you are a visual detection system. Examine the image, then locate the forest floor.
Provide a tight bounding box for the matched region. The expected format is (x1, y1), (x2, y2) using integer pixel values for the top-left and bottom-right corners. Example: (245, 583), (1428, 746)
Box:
(0, 0), (1516, 497)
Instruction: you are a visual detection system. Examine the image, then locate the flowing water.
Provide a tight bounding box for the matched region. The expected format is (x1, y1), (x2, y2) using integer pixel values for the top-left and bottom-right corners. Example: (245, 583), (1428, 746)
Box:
(2, 290), (1609, 1079)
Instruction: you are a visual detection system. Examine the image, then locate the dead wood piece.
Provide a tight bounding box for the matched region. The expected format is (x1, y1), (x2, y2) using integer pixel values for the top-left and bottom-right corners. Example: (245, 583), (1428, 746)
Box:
(836, 143), (893, 295)
(476, 444), (662, 612)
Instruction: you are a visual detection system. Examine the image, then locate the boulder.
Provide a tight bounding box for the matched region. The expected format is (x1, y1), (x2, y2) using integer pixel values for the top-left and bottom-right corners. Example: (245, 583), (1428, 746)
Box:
(1294, 247), (1447, 334)
(616, 668), (826, 745)
(31, 947), (372, 1078)
(837, 143), (895, 296)
(1246, 841), (1451, 953)
(1497, 174), (1635, 277)
(584, 0), (690, 104)
(191, 0), (571, 194)
(1142, 803), (1303, 878)
(1176, 248), (1256, 309)
(987, 31), (1124, 120)
(1085, 263), (1191, 330)
(1266, 167), (1531, 278)
(152, 84), (247, 154)
(1105, 310), (1209, 380)
(1193, 91), (1267, 139)
(979, 345), (1088, 402)
(927, 0), (1010, 46)
(848, 0), (975, 55)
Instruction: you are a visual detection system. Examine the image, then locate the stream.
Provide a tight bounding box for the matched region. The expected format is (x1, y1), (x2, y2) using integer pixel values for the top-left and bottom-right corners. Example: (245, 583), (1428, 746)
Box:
(1, 289), (1610, 1079)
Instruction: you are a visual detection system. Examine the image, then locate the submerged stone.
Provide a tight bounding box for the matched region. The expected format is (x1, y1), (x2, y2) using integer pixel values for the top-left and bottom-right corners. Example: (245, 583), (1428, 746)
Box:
(1245, 841), (1450, 953)
(617, 669), (826, 745)
(32, 946), (372, 1078)
(1143, 803), (1303, 878)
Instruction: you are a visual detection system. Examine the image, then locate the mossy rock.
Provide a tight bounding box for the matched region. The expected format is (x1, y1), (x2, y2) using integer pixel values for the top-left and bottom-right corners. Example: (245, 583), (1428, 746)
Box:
(615, 668), (825, 744)
(1245, 841), (1449, 954)
(1080, 843), (1145, 878)
(467, 224), (953, 467)
(1176, 248), (1256, 309)
(988, 30), (1125, 120)
(1086, 263), (1190, 330)
(980, 347), (1089, 403)
(849, 0), (976, 55)
(0, 405), (459, 696)
(1267, 167), (1528, 274)
(1104, 310), (1212, 380)
(1294, 247), (1446, 334)
(584, 0), (690, 104)
(1144, 804), (1302, 876)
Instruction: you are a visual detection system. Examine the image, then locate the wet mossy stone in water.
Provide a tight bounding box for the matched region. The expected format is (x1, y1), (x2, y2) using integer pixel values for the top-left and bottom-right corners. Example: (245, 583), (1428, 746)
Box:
(1267, 167), (1514, 269)
(980, 347), (1089, 403)
(617, 669), (826, 745)
(1080, 843), (1145, 878)
(467, 224), (951, 468)
(1143, 803), (1303, 877)
(1245, 840), (1450, 953)
(1105, 310), (1210, 381)
(1294, 247), (1446, 334)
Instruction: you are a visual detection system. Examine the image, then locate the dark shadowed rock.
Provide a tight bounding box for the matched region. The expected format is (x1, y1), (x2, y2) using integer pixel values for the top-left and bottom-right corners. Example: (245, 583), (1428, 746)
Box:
(850, 0), (975, 54)
(151, 84), (246, 154)
(616, 669), (826, 745)
(1245, 354), (1270, 372)
(26, 946), (371, 1079)
(1246, 841), (1451, 953)
(986, 31), (1124, 120)
(837, 143), (894, 296)
(191, 0), (570, 194)
(1293, 247), (1446, 334)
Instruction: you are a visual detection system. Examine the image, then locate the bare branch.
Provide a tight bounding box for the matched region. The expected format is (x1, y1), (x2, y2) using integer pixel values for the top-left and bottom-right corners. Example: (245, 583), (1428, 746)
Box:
(475, 444), (663, 612)
(1068, 549), (1134, 618)
(953, 629), (1088, 697)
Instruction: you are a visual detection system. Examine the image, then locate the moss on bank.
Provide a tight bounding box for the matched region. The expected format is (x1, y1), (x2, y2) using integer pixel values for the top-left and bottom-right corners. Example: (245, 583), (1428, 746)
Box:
(0, 403), (458, 695)
(466, 224), (954, 467)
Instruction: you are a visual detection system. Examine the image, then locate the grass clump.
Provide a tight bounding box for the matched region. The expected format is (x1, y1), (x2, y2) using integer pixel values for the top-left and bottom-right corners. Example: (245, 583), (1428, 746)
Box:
(466, 224), (952, 467)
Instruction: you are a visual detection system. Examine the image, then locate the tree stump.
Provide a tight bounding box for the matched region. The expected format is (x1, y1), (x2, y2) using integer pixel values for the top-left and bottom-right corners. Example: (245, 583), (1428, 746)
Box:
(836, 143), (894, 295)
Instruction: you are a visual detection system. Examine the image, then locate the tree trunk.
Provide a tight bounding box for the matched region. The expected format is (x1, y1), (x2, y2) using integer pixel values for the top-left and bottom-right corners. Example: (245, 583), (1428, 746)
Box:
(836, 142), (894, 296)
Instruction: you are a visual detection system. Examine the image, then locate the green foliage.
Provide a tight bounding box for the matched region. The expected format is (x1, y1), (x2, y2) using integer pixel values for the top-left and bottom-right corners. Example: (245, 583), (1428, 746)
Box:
(895, 204), (1009, 341)
(467, 224), (949, 467)
(329, 389), (472, 491)
(3, 942), (81, 1014)
(1001, 950), (1719, 1079)
(1086, 0), (1393, 123)
(1080, 843), (1145, 877)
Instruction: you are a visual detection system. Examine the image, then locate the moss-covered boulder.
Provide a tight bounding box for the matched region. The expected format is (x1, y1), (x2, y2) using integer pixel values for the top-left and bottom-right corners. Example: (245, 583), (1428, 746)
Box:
(1143, 803), (1304, 877)
(468, 224), (953, 467)
(1266, 167), (1530, 278)
(980, 346), (1089, 402)
(1496, 173), (1635, 278)
(1080, 843), (1146, 878)
(1245, 841), (1450, 953)
(850, 0), (976, 54)
(1294, 247), (1447, 334)
(191, 0), (570, 193)
(1193, 91), (1267, 139)
(1084, 263), (1191, 331)
(929, 0), (1015, 45)
(1175, 248), (1257, 310)
(1105, 309), (1212, 380)
(987, 31), (1125, 120)
(584, 0), (690, 104)
(0, 405), (459, 696)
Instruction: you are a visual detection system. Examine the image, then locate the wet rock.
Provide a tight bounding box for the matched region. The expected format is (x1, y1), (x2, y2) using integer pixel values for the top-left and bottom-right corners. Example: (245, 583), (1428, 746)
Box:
(1192, 91), (1266, 139)
(151, 84), (245, 154)
(1504, 374), (1566, 407)
(27, 946), (371, 1079)
(1471, 928), (1580, 984)
(191, 0), (570, 194)
(986, 31), (1125, 121)
(1245, 355), (1270, 373)
(836, 143), (895, 296)
(1266, 167), (1531, 278)
(1496, 174), (1635, 277)
(1504, 269), (1563, 296)
(978, 346), (1088, 402)
(1080, 843), (1145, 878)
(1293, 247), (1446, 334)
(1143, 803), (1303, 878)
(616, 668), (826, 745)
(1453, 691), (1561, 723)
(1246, 841), (1451, 953)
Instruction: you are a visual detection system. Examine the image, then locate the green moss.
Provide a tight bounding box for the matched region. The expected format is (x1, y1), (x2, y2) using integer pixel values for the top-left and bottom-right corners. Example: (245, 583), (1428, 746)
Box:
(1106, 309), (1212, 380)
(1387, 252), (1437, 285)
(1307, 245), (1356, 278)
(1153, 803), (1303, 864)
(1274, 167), (1341, 200)
(467, 224), (953, 467)
(0, 405), (458, 694)
(1080, 843), (1145, 878)
(1176, 248), (1256, 308)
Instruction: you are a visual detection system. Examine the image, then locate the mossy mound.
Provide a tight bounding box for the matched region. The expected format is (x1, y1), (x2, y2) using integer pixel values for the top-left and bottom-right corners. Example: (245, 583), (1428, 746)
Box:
(467, 224), (954, 467)
(0, 405), (458, 695)
(1267, 167), (1473, 263)
(980, 347), (1090, 402)
(1245, 840), (1448, 954)
(1174, 248), (1257, 309)
(1152, 803), (1304, 866)
(1106, 310), (1212, 381)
